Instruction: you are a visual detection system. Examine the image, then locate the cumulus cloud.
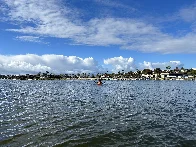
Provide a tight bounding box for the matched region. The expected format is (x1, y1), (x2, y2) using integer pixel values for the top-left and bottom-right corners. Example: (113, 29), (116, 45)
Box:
(0, 54), (185, 74)
(139, 61), (184, 70)
(104, 56), (136, 72)
(2, 0), (196, 53)
(104, 56), (184, 72)
(0, 54), (103, 74)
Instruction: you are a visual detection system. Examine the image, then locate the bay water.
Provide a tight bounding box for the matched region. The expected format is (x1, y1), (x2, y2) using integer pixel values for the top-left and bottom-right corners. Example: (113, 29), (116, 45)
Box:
(1, 80), (196, 146)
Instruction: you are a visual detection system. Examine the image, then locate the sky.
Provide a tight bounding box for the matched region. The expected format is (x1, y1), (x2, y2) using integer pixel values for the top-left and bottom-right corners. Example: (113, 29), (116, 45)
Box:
(0, 0), (196, 74)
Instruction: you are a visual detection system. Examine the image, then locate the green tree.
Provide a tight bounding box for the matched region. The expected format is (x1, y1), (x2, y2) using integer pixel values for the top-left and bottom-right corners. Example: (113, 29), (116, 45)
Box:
(142, 69), (152, 75)
(91, 74), (95, 78)
(154, 68), (162, 78)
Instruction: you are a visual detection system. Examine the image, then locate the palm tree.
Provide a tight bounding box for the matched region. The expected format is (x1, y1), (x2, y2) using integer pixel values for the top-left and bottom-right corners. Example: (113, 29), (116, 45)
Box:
(166, 66), (171, 71)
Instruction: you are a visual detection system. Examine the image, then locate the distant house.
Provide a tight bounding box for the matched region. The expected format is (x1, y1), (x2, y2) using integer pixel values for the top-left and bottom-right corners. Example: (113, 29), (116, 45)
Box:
(160, 73), (169, 79)
(160, 72), (190, 80)
(141, 74), (152, 79)
(168, 73), (185, 80)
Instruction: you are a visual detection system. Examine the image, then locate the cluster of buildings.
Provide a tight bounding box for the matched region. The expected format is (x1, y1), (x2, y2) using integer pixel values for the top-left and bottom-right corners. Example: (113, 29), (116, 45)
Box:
(140, 68), (196, 81)
(0, 67), (196, 81)
(99, 67), (196, 81)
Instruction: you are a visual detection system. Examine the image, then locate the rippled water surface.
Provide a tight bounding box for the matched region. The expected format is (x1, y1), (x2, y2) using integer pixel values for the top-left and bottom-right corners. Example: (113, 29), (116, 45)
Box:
(1, 80), (196, 146)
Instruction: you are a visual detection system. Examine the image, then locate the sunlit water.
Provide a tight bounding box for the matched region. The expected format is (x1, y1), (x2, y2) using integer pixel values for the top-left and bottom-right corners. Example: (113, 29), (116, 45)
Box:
(0, 80), (196, 147)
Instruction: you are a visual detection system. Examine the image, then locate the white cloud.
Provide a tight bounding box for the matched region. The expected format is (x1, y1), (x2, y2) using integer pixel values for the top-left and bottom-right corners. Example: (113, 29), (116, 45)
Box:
(75, 18), (161, 47)
(104, 56), (184, 73)
(139, 61), (154, 70)
(104, 56), (184, 72)
(178, 4), (196, 32)
(4, 0), (85, 38)
(95, 0), (136, 12)
(104, 56), (136, 72)
(0, 54), (103, 74)
(2, 0), (196, 53)
(139, 61), (184, 70)
(179, 5), (196, 22)
(0, 54), (185, 74)
(3, 0), (159, 46)
(15, 36), (47, 44)
(124, 33), (196, 54)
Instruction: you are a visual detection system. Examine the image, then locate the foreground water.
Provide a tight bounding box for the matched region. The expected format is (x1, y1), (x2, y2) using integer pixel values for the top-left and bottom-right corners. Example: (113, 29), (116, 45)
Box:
(0, 80), (196, 146)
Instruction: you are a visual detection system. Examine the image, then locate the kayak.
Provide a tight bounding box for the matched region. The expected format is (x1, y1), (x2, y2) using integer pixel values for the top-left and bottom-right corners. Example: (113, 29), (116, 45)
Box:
(94, 80), (103, 85)
(97, 81), (103, 85)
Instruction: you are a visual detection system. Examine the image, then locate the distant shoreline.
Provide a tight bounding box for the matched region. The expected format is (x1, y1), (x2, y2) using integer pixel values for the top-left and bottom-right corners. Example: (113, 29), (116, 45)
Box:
(1, 78), (195, 81)
(1, 68), (196, 81)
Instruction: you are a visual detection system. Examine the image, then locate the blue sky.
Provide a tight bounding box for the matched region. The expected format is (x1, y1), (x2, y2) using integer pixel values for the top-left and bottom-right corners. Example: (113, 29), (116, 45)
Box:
(0, 0), (196, 74)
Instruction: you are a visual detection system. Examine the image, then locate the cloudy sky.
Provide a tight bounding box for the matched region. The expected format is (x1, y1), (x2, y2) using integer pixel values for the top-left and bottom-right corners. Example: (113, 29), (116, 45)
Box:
(0, 0), (196, 74)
